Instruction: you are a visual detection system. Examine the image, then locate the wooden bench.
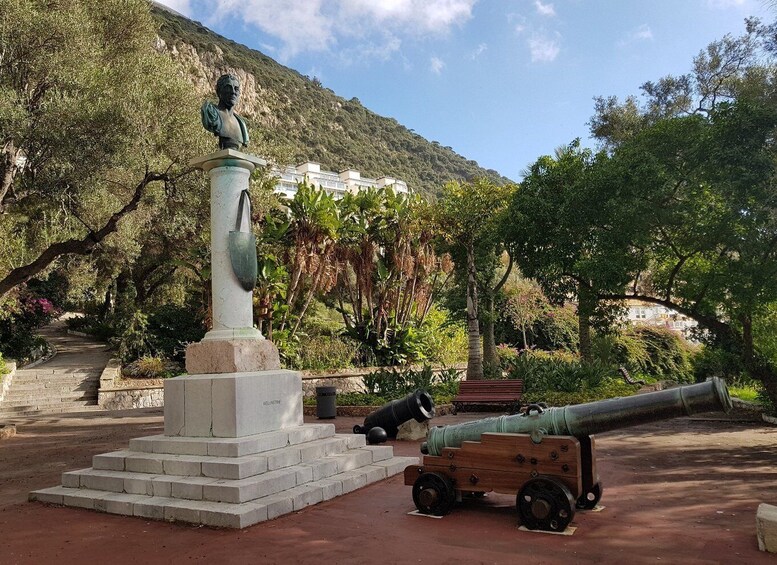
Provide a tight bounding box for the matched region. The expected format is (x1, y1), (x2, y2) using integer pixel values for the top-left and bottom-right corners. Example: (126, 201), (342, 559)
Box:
(618, 367), (645, 386)
(451, 379), (523, 414)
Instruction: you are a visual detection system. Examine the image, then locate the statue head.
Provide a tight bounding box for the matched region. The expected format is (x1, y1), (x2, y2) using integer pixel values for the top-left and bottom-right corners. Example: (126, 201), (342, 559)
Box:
(216, 73), (241, 110)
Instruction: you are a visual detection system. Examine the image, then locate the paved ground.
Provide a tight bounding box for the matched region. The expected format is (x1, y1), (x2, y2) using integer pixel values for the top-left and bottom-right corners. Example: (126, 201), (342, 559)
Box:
(1, 407), (776, 565)
(33, 317), (112, 370)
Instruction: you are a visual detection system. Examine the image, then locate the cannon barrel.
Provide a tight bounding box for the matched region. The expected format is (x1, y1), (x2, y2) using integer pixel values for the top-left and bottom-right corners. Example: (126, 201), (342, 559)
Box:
(354, 389), (435, 438)
(422, 377), (732, 456)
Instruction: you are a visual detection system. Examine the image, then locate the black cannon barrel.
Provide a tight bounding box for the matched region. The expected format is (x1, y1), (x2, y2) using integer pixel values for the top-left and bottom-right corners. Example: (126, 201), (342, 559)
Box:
(423, 378), (732, 455)
(354, 389), (435, 437)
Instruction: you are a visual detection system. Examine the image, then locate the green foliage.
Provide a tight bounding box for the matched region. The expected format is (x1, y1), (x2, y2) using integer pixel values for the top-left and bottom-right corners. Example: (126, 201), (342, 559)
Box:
(114, 311), (153, 364)
(592, 326), (695, 383)
(146, 304), (206, 363)
(496, 345), (520, 369)
(0, 352), (6, 376)
(122, 356), (182, 379)
(522, 379), (640, 406)
(692, 345), (748, 384)
(728, 385), (761, 403)
(532, 304), (579, 352)
(362, 364), (462, 401)
(284, 334), (361, 371)
(506, 350), (614, 394)
(0, 288), (58, 364)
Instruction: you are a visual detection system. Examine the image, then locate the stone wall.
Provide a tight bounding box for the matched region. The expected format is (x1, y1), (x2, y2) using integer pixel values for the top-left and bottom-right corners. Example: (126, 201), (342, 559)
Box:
(95, 360), (464, 409)
(0, 361), (16, 403)
(99, 386), (165, 410)
(98, 358), (164, 410)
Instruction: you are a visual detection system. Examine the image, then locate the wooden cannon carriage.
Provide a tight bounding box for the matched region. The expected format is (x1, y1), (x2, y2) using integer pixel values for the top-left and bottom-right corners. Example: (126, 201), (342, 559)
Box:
(405, 378), (732, 532)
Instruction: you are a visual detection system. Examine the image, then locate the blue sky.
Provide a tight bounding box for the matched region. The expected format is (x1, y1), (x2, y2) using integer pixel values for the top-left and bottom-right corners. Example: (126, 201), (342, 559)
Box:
(157, 0), (772, 182)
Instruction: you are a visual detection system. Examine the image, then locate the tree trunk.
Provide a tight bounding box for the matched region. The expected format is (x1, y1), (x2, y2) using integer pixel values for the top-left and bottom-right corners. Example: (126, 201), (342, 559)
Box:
(482, 252), (513, 373)
(577, 285), (595, 362)
(466, 240), (483, 380)
(482, 290), (499, 373)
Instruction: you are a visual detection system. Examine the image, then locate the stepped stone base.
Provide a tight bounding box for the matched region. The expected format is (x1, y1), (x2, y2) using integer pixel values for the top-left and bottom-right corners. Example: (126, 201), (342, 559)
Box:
(31, 369), (417, 528)
(30, 423), (418, 528)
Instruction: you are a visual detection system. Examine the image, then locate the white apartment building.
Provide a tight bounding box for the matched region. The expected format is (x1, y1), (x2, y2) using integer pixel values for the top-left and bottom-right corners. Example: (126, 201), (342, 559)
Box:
(624, 299), (698, 338)
(272, 162), (409, 200)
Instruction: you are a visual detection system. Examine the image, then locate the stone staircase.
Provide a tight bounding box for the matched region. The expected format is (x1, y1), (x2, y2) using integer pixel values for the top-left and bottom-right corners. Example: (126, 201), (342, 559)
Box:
(0, 368), (101, 418)
(31, 423), (418, 528)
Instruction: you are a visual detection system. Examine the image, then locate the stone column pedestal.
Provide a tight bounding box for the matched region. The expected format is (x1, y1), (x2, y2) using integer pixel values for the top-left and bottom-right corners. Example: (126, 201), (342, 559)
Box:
(185, 149), (280, 374)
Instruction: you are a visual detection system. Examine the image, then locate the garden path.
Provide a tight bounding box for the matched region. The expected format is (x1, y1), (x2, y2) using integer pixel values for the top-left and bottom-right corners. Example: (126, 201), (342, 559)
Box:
(0, 317), (111, 419)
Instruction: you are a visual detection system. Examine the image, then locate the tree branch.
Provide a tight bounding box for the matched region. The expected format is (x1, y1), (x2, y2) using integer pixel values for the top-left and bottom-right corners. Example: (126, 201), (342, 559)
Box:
(0, 171), (169, 297)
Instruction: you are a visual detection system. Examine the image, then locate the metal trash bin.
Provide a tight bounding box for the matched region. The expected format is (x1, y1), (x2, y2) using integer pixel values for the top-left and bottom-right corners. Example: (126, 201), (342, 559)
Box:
(315, 386), (337, 419)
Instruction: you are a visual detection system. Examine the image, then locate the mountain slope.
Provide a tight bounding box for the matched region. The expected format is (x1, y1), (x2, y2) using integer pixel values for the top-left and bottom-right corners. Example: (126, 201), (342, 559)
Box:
(151, 6), (511, 197)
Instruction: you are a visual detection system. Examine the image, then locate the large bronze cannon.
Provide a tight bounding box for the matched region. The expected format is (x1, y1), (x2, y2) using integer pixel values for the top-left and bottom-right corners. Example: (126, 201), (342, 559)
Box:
(405, 378), (732, 532)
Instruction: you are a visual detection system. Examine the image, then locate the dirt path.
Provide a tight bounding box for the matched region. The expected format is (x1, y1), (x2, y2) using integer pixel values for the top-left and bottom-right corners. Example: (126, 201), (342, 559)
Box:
(1, 409), (776, 564)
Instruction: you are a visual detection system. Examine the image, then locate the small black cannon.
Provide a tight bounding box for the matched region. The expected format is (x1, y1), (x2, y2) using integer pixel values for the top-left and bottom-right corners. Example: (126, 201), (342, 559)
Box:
(405, 378), (732, 532)
(354, 389), (435, 439)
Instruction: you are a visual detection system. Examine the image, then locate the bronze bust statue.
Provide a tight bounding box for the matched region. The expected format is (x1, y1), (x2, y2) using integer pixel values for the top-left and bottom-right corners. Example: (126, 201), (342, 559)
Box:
(201, 74), (250, 150)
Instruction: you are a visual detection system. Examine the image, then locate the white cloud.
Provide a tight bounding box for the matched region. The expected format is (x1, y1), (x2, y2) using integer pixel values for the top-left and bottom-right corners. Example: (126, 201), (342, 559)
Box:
(206, 0), (476, 62)
(620, 23), (653, 45)
(527, 32), (560, 62)
(470, 43), (488, 59)
(534, 0), (556, 17)
(430, 56), (445, 74)
(510, 14), (528, 34)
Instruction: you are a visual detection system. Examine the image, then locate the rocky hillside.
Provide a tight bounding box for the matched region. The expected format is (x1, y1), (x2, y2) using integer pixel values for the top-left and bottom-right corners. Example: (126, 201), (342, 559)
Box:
(151, 6), (510, 197)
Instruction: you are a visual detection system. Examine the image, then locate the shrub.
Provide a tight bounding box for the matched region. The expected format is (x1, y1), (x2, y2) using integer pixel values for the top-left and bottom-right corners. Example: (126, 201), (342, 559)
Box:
(419, 306), (467, 367)
(0, 287), (60, 363)
(287, 334), (361, 371)
(532, 304), (579, 352)
(362, 364), (462, 401)
(122, 356), (183, 379)
(147, 304), (207, 363)
(114, 311), (154, 364)
(506, 350), (614, 394)
(496, 344), (520, 370)
(631, 326), (694, 383)
(692, 345), (748, 384)
(592, 326), (695, 383)
(522, 378), (640, 406)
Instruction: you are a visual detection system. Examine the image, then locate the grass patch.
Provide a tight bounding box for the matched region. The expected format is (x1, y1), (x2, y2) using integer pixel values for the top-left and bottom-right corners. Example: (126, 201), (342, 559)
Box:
(728, 385), (762, 403)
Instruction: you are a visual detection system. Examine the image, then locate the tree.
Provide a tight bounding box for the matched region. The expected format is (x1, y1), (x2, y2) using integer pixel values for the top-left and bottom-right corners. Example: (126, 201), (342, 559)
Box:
(504, 277), (549, 350)
(437, 178), (515, 379)
(516, 20), (777, 405)
(0, 0), (205, 299)
(505, 142), (634, 361)
(334, 187), (452, 364)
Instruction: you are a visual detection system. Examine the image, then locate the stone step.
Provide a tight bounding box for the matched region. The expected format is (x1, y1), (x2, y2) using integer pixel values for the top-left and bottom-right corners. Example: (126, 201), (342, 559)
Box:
(60, 446), (399, 504)
(0, 403), (101, 418)
(13, 371), (100, 379)
(2, 394), (97, 406)
(12, 375), (100, 386)
(127, 424), (339, 458)
(30, 455), (418, 528)
(92, 435), (382, 481)
(9, 381), (98, 390)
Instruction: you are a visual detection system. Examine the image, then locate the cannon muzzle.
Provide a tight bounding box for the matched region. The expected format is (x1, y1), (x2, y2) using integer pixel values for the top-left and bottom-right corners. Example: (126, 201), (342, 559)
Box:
(422, 377), (732, 456)
(354, 389), (435, 438)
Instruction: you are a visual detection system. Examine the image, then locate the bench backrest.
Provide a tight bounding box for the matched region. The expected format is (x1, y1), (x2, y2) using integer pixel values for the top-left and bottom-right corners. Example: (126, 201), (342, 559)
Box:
(458, 380), (523, 394)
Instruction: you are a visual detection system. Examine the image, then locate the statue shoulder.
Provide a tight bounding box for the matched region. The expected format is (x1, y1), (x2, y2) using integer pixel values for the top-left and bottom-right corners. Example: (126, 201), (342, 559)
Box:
(201, 101), (221, 134)
(235, 112), (250, 147)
